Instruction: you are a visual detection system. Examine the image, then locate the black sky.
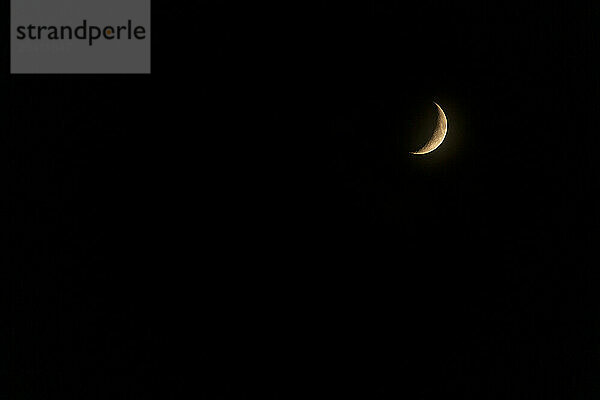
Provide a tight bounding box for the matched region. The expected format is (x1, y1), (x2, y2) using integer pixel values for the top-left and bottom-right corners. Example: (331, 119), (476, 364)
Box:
(5, 1), (600, 399)
(205, 1), (600, 398)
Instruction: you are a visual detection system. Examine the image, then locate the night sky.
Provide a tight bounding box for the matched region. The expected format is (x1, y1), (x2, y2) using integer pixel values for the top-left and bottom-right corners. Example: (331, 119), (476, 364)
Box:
(5, 1), (600, 399)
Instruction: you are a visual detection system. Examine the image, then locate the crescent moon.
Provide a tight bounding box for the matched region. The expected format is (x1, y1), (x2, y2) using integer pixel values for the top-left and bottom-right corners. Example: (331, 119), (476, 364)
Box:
(410, 102), (448, 155)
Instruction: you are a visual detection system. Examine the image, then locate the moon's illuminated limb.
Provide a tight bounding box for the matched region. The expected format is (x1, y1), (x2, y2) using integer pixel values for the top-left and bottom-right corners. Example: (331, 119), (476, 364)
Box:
(410, 102), (448, 155)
